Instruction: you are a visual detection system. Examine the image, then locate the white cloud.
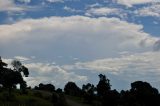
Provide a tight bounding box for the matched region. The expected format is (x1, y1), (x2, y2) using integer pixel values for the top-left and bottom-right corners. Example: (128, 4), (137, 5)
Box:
(46, 0), (64, 3)
(86, 3), (102, 8)
(0, 16), (157, 59)
(14, 56), (30, 61)
(18, 0), (31, 3)
(0, 16), (160, 89)
(117, 0), (159, 7)
(64, 6), (82, 13)
(85, 7), (120, 16)
(25, 62), (88, 88)
(0, 0), (27, 12)
(2, 57), (88, 88)
(153, 40), (160, 51)
(63, 51), (160, 82)
(135, 3), (160, 17)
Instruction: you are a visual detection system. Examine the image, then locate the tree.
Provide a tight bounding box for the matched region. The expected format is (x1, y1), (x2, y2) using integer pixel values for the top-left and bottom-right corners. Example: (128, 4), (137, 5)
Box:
(11, 60), (29, 77)
(56, 88), (63, 93)
(130, 81), (159, 106)
(96, 74), (120, 106)
(64, 82), (81, 96)
(82, 83), (96, 103)
(35, 83), (55, 92)
(97, 74), (111, 96)
(0, 57), (29, 95)
(119, 81), (160, 106)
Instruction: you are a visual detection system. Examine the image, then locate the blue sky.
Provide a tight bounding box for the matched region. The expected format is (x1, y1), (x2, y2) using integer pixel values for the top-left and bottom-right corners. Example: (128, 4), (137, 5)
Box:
(0, 0), (160, 90)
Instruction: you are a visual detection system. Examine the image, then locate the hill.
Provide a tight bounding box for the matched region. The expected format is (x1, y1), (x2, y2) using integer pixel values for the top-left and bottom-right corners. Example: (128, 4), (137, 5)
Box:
(0, 88), (67, 106)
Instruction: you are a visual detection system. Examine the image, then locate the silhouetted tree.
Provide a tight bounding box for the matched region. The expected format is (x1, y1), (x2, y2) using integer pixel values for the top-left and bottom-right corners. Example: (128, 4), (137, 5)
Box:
(130, 81), (159, 106)
(96, 74), (121, 106)
(82, 83), (96, 103)
(97, 74), (111, 96)
(56, 88), (63, 93)
(119, 81), (160, 106)
(102, 89), (120, 106)
(0, 57), (29, 95)
(35, 83), (55, 92)
(11, 60), (29, 77)
(64, 82), (81, 96)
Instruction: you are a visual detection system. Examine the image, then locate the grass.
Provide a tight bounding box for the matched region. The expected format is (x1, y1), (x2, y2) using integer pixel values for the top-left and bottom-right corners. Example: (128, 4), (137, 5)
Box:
(65, 95), (83, 103)
(0, 89), (53, 106)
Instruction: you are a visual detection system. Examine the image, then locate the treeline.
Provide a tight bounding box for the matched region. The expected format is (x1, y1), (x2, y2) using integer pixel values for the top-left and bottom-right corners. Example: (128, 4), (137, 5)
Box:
(0, 57), (160, 106)
(33, 74), (160, 106)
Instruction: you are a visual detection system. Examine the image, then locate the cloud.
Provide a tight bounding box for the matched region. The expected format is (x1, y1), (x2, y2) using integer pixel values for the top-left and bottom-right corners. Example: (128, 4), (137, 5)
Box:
(116, 0), (159, 7)
(46, 0), (64, 3)
(85, 7), (120, 16)
(0, 16), (157, 59)
(64, 6), (82, 13)
(18, 0), (31, 3)
(0, 16), (159, 89)
(25, 62), (88, 88)
(134, 3), (160, 18)
(0, 0), (28, 12)
(86, 3), (102, 8)
(153, 40), (160, 51)
(14, 56), (31, 61)
(2, 57), (88, 88)
(62, 51), (160, 82)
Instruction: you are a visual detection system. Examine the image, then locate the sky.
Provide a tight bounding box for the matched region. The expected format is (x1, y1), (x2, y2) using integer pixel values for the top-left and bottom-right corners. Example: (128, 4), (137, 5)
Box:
(0, 0), (160, 91)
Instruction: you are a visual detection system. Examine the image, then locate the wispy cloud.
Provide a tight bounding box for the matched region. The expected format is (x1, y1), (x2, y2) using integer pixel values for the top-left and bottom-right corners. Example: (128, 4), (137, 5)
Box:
(116, 0), (159, 7)
(86, 3), (102, 8)
(0, 0), (26, 12)
(62, 51), (160, 82)
(14, 56), (31, 61)
(46, 0), (64, 3)
(64, 6), (82, 13)
(134, 3), (160, 18)
(17, 0), (31, 4)
(85, 7), (119, 16)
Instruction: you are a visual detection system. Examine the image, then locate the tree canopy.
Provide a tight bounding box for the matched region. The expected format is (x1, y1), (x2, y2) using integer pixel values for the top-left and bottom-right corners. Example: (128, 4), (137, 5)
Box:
(0, 57), (29, 93)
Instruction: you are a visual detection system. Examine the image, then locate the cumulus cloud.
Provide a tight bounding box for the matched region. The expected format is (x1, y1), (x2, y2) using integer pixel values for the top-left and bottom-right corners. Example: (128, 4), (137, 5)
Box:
(25, 62), (88, 88)
(0, 16), (157, 59)
(0, 16), (159, 89)
(153, 40), (160, 51)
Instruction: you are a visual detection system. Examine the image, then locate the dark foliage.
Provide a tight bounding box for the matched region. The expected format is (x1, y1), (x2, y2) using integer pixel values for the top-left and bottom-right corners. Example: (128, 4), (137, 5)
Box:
(82, 83), (96, 103)
(64, 81), (82, 96)
(0, 57), (28, 95)
(97, 74), (111, 96)
(56, 88), (63, 93)
(1, 56), (160, 106)
(34, 83), (55, 92)
(63, 74), (160, 106)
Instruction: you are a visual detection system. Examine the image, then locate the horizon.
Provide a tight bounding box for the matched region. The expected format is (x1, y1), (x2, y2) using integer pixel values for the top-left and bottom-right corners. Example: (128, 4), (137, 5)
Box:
(0, 0), (160, 91)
